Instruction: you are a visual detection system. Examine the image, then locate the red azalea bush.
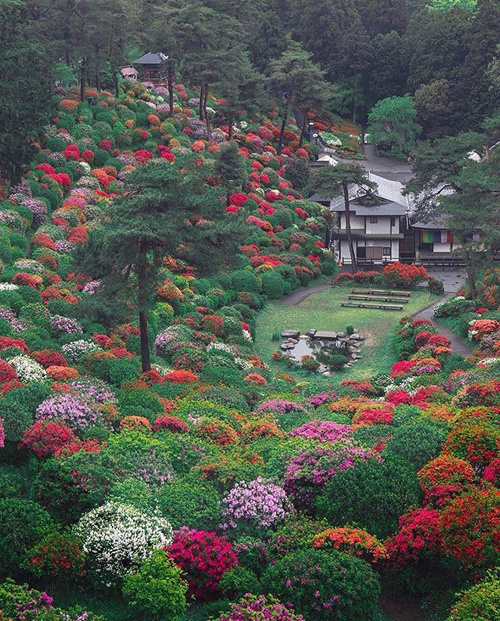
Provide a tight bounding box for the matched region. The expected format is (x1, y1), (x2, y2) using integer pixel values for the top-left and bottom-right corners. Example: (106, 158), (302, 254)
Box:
(439, 488), (500, 570)
(0, 359), (18, 383)
(455, 380), (500, 408)
(353, 404), (394, 426)
(443, 410), (500, 473)
(163, 370), (198, 384)
(153, 415), (189, 433)
(166, 527), (237, 599)
(20, 419), (77, 458)
(12, 272), (45, 287)
(418, 455), (476, 507)
(386, 508), (442, 566)
(24, 531), (86, 579)
(383, 263), (428, 288)
(312, 527), (387, 563)
(352, 271), (379, 284)
(46, 366), (79, 381)
(195, 418), (238, 446)
(34, 350), (68, 369)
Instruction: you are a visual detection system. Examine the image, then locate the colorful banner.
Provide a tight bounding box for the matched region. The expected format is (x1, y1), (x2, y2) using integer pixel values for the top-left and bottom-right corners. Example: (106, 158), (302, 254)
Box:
(419, 230), (454, 244)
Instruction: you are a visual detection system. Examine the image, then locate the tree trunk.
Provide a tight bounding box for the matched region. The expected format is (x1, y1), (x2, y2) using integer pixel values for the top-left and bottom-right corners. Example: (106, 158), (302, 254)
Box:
(298, 113), (307, 148)
(343, 182), (357, 273)
(113, 66), (119, 98)
(139, 310), (151, 372)
(79, 57), (86, 101)
(228, 114), (233, 141)
(204, 83), (210, 137)
(199, 84), (204, 120)
(137, 248), (151, 372)
(167, 67), (174, 116)
(95, 46), (101, 90)
(278, 105), (289, 155)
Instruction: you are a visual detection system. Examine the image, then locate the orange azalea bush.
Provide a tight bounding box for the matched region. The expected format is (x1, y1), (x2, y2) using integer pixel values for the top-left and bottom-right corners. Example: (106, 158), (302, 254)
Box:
(119, 416), (152, 432)
(312, 527), (387, 563)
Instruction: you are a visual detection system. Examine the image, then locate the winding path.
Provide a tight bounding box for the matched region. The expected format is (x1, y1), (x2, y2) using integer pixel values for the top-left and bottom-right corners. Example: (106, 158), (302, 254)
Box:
(278, 281), (333, 306)
(410, 293), (473, 357)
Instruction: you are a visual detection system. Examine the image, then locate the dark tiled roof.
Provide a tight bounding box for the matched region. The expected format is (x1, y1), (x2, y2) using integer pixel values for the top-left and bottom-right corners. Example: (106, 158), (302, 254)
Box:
(133, 52), (168, 65)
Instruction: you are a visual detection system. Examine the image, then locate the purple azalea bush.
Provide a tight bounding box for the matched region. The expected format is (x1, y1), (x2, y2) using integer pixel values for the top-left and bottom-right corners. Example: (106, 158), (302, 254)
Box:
(36, 393), (101, 429)
(220, 477), (292, 535)
(289, 420), (352, 443)
(284, 442), (377, 512)
(257, 399), (306, 415)
(51, 315), (83, 334)
(306, 393), (336, 409)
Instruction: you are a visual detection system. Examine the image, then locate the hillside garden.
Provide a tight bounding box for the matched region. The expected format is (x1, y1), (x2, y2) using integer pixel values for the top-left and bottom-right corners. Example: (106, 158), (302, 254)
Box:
(0, 77), (498, 621)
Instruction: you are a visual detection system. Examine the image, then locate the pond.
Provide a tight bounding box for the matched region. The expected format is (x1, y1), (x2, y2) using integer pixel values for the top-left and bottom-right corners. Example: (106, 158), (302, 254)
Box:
(279, 329), (363, 372)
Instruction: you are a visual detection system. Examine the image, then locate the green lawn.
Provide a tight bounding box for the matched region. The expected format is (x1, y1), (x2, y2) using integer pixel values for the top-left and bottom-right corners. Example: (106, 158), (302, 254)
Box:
(255, 285), (437, 381)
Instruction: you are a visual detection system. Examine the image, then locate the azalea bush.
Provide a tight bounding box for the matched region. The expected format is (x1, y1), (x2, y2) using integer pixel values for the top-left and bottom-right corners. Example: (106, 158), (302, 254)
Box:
(217, 594), (305, 621)
(74, 501), (173, 587)
(383, 263), (428, 289)
(166, 527), (237, 599)
(220, 477), (292, 536)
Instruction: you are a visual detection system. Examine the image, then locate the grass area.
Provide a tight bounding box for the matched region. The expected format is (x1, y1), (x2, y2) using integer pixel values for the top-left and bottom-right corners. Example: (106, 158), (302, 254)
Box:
(255, 285), (437, 382)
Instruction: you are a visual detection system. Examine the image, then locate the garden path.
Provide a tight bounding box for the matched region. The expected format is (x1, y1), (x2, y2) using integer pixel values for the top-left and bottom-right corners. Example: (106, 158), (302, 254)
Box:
(411, 294), (473, 357)
(278, 281), (334, 306)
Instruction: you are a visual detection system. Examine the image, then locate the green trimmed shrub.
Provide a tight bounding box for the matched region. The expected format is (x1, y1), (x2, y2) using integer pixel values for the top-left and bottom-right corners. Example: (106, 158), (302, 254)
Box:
(316, 455), (421, 539)
(0, 498), (54, 576)
(122, 550), (187, 620)
(383, 419), (447, 470)
(260, 271), (285, 299)
(261, 548), (380, 620)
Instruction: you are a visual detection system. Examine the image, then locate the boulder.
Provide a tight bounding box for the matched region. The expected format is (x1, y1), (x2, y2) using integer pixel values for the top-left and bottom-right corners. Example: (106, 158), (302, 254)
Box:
(281, 330), (300, 339)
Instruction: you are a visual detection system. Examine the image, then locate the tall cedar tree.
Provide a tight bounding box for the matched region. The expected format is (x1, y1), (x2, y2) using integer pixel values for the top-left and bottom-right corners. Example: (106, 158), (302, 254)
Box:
(0, 1), (54, 185)
(310, 164), (376, 272)
(74, 157), (245, 371)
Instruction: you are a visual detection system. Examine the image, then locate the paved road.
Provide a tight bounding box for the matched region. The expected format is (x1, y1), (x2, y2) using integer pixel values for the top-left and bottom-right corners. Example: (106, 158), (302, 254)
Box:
(278, 281), (333, 306)
(411, 292), (473, 357)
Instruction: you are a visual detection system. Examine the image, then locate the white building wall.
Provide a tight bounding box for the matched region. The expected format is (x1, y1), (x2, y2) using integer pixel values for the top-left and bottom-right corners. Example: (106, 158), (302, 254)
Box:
(365, 216), (397, 235)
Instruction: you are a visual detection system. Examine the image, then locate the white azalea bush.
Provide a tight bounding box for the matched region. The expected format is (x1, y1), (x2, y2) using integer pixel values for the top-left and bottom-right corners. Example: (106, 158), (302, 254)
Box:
(9, 355), (47, 383)
(62, 339), (101, 363)
(74, 501), (173, 587)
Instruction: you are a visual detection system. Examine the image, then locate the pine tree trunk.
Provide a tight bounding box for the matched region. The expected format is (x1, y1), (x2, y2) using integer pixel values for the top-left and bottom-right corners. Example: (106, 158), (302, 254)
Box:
(139, 310), (151, 372)
(204, 83), (210, 137)
(199, 84), (204, 120)
(228, 114), (233, 141)
(137, 248), (151, 372)
(167, 67), (174, 116)
(343, 182), (357, 273)
(299, 114), (307, 148)
(278, 106), (289, 155)
(80, 57), (86, 101)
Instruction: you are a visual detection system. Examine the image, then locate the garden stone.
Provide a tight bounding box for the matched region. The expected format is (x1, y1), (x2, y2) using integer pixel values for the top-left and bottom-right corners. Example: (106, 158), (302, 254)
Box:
(306, 329), (317, 337)
(281, 330), (300, 339)
(350, 334), (361, 341)
(337, 332), (346, 338)
(280, 342), (295, 351)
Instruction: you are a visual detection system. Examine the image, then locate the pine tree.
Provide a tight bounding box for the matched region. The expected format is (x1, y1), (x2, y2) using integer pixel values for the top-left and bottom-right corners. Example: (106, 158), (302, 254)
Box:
(310, 164), (376, 272)
(74, 157), (245, 371)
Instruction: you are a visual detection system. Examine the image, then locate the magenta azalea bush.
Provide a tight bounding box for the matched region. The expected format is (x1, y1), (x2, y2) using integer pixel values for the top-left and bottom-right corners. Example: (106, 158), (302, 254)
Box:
(218, 594), (305, 620)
